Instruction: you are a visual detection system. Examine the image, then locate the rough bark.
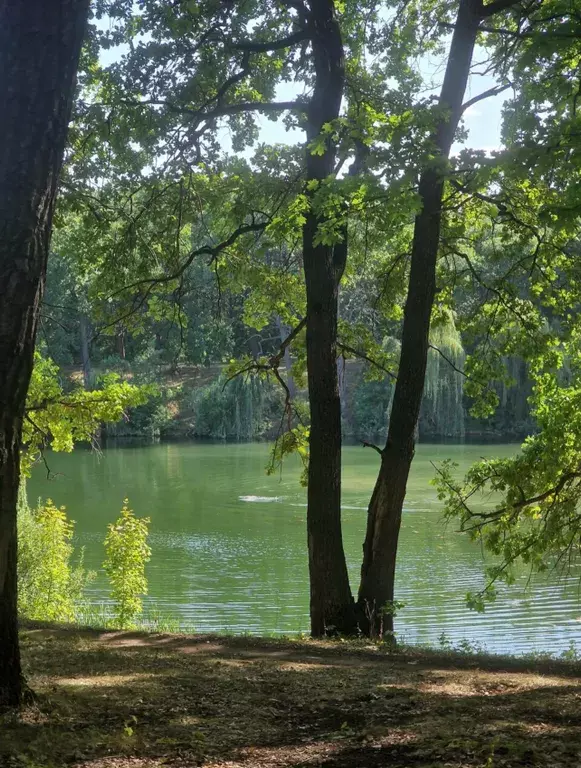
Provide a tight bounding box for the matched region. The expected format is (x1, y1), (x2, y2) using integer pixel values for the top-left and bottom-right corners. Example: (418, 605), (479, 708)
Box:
(304, 0), (355, 636)
(79, 313), (93, 389)
(0, 0), (89, 707)
(357, 0), (483, 637)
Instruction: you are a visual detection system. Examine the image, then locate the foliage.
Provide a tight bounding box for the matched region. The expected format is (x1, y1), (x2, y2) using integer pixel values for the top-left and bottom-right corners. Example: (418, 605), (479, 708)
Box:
(18, 487), (93, 622)
(267, 424), (310, 486)
(23, 352), (149, 475)
(435, 363), (581, 610)
(191, 374), (283, 440)
(103, 500), (151, 628)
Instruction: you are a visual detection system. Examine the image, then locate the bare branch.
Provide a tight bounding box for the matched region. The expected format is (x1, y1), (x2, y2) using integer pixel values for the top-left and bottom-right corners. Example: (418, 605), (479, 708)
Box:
(362, 440), (384, 456)
(120, 98), (303, 120)
(232, 30), (309, 52)
(200, 100), (304, 120)
(461, 83), (511, 113)
(337, 342), (397, 381)
(92, 220), (267, 341)
(428, 343), (490, 391)
(224, 317), (306, 390)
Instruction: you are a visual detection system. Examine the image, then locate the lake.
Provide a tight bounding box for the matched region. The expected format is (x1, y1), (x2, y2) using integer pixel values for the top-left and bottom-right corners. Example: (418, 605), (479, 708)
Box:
(29, 442), (581, 655)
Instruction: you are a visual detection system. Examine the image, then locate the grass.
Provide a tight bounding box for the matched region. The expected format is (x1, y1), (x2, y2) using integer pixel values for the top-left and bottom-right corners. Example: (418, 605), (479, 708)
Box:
(2, 624), (581, 767)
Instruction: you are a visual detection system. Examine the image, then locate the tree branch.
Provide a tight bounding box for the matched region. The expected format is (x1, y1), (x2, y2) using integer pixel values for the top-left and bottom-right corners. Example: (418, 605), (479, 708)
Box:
(480, 0), (521, 18)
(93, 220), (267, 341)
(200, 100), (304, 120)
(108, 220), (267, 300)
(232, 30), (310, 52)
(281, 0), (310, 23)
(362, 440), (384, 456)
(337, 342), (397, 381)
(461, 83), (511, 113)
(269, 317), (306, 368)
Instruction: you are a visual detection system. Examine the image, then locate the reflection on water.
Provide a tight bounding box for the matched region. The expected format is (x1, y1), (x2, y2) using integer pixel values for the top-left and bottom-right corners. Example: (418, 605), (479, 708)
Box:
(29, 442), (581, 654)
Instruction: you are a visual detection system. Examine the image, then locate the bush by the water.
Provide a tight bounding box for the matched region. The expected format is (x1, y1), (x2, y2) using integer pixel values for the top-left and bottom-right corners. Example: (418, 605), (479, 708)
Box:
(103, 500), (151, 628)
(18, 484), (151, 630)
(17, 485), (92, 623)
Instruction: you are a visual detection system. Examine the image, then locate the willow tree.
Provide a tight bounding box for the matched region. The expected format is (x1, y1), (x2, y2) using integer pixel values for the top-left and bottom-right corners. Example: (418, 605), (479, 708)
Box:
(0, 0), (90, 707)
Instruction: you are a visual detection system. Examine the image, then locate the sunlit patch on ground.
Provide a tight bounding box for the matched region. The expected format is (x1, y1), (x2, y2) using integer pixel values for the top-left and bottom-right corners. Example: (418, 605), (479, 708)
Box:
(2, 625), (581, 768)
(55, 672), (156, 688)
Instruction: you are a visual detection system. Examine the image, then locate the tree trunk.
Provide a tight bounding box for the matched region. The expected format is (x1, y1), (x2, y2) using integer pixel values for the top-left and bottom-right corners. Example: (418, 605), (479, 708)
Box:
(357, 0), (482, 637)
(337, 355), (347, 418)
(303, 0), (355, 636)
(0, 0), (89, 707)
(79, 313), (93, 389)
(275, 316), (297, 399)
(116, 325), (126, 360)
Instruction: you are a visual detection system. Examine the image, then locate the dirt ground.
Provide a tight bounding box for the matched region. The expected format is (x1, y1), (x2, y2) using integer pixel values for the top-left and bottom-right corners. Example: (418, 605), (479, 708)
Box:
(1, 626), (580, 767)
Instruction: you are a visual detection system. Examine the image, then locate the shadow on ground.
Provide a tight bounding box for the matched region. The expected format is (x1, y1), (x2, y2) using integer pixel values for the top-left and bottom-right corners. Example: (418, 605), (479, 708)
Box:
(1, 626), (580, 767)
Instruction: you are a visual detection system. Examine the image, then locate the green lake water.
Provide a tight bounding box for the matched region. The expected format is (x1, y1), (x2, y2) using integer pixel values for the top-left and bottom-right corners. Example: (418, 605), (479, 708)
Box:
(29, 442), (581, 655)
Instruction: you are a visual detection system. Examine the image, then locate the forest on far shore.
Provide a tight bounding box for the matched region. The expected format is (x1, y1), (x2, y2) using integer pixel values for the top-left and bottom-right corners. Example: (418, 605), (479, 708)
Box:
(44, 248), (532, 443)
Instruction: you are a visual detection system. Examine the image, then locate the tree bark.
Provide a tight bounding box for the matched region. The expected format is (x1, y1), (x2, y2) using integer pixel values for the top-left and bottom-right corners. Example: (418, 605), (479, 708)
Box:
(0, 0), (89, 707)
(357, 0), (482, 637)
(79, 313), (93, 389)
(275, 316), (297, 400)
(303, 0), (355, 636)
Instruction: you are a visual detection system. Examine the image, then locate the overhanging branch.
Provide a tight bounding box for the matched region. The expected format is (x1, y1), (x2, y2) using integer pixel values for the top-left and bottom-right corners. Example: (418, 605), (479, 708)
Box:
(337, 342), (397, 381)
(232, 30), (309, 52)
(480, 0), (521, 18)
(461, 83), (511, 113)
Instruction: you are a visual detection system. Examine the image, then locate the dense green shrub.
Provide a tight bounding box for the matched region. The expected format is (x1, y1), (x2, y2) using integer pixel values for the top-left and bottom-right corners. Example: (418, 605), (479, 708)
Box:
(103, 500), (151, 628)
(17, 485), (92, 622)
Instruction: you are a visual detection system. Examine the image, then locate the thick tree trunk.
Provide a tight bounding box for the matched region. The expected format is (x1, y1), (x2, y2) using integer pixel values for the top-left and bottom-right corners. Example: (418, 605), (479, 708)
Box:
(357, 0), (481, 637)
(0, 0), (89, 707)
(304, 0), (355, 636)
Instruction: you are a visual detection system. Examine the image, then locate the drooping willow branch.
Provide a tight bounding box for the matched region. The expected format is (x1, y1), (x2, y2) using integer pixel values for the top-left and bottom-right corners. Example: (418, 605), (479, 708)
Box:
(224, 317), (306, 435)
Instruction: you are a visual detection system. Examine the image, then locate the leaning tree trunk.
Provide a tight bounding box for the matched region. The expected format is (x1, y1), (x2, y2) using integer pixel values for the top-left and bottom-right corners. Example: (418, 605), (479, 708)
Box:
(357, 0), (482, 637)
(0, 0), (89, 707)
(303, 0), (355, 636)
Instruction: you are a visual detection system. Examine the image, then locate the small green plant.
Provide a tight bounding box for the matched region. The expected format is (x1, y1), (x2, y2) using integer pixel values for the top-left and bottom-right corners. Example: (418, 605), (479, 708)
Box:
(103, 499), (151, 628)
(457, 637), (485, 655)
(381, 600), (406, 618)
(560, 640), (579, 662)
(18, 487), (92, 622)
